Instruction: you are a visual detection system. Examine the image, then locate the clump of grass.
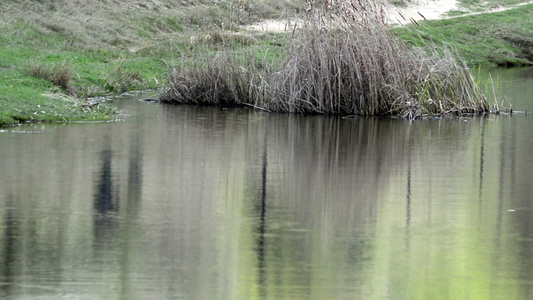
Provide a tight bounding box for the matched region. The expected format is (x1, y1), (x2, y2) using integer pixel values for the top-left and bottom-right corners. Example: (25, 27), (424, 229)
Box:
(102, 59), (145, 93)
(205, 30), (257, 47)
(161, 0), (502, 119)
(163, 54), (265, 108)
(266, 0), (493, 118)
(29, 60), (75, 94)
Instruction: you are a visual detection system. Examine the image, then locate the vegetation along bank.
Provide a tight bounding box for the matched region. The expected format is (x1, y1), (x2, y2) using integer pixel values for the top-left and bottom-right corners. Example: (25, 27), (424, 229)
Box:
(392, 2), (533, 66)
(0, 0), (530, 125)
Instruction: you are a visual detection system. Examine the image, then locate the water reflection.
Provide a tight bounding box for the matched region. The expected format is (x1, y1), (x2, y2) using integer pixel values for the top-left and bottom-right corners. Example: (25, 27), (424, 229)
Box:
(93, 144), (118, 251)
(1, 196), (17, 298)
(0, 68), (532, 299)
(253, 127), (268, 298)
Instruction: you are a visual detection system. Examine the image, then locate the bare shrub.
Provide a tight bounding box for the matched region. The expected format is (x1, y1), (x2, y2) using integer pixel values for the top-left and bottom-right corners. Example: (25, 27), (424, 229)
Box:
(161, 54), (265, 108)
(52, 61), (73, 91)
(162, 0), (499, 119)
(266, 0), (491, 117)
(29, 60), (54, 80)
(29, 60), (74, 93)
(103, 59), (145, 93)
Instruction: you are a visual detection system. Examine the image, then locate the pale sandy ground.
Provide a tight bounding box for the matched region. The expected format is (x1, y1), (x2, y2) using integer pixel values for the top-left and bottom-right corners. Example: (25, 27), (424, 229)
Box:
(391, 0), (533, 24)
(386, 0), (457, 25)
(243, 19), (298, 33)
(243, 0), (533, 32)
(243, 0), (458, 32)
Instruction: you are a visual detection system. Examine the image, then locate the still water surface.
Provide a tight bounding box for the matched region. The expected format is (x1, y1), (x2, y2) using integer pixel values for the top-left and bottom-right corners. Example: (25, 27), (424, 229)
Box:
(0, 68), (532, 299)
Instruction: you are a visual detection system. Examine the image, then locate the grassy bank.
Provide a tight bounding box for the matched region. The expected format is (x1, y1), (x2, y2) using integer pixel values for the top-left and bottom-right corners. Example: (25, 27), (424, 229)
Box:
(0, 1), (530, 125)
(0, 0), (293, 125)
(392, 4), (533, 66)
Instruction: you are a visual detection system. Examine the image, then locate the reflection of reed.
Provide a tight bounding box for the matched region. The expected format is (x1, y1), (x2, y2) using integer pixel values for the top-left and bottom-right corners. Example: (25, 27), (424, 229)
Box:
(153, 104), (479, 297)
(255, 124), (268, 298)
(94, 148), (117, 215)
(256, 117), (413, 284)
(0, 196), (18, 296)
(93, 142), (118, 249)
(478, 118), (486, 203)
(263, 117), (421, 227)
(158, 105), (477, 239)
(126, 129), (142, 209)
(406, 142), (412, 251)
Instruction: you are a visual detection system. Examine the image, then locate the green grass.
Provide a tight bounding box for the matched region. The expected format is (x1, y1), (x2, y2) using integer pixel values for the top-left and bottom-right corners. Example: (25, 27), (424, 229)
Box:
(0, 0), (293, 126)
(0, 21), (166, 125)
(458, 0), (526, 10)
(0, 0), (531, 125)
(392, 4), (533, 66)
(0, 43), (170, 125)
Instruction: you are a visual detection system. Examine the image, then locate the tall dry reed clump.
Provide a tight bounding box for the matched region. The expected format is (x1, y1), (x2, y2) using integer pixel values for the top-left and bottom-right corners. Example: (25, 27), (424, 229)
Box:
(163, 53), (267, 109)
(161, 0), (495, 119)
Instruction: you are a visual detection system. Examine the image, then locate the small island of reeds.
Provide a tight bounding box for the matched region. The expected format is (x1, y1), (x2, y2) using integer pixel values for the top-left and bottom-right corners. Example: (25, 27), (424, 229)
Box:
(160, 0), (504, 119)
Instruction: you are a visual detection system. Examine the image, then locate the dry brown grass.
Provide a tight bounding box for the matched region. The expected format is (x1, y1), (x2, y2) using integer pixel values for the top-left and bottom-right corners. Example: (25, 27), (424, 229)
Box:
(163, 54), (266, 108)
(266, 0), (491, 117)
(29, 60), (76, 94)
(4, 0), (294, 49)
(161, 0), (497, 119)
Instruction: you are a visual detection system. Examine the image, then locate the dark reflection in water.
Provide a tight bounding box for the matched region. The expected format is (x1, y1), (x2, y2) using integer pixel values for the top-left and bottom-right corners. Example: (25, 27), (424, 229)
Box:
(126, 129), (143, 209)
(93, 144), (118, 251)
(0, 67), (532, 299)
(1, 196), (17, 298)
(405, 148), (412, 251)
(254, 126), (268, 298)
(95, 146), (117, 214)
(478, 120), (486, 203)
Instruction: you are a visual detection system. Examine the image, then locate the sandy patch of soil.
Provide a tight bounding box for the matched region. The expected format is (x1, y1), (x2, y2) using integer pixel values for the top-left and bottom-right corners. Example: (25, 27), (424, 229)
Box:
(437, 1), (533, 19)
(243, 1), (533, 31)
(244, 19), (298, 33)
(385, 0), (458, 24)
(243, 0), (459, 31)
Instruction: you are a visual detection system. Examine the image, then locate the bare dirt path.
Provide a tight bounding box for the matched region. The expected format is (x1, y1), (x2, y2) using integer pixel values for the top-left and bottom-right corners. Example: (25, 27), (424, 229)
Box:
(243, 0), (533, 31)
(386, 0), (457, 24)
(388, 0), (533, 25)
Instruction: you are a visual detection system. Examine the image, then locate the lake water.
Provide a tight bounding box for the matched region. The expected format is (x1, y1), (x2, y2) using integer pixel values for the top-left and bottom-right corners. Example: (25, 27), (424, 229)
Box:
(0, 67), (532, 299)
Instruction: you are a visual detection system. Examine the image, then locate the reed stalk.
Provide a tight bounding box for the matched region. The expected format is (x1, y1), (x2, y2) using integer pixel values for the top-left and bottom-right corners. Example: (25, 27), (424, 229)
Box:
(161, 0), (501, 119)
